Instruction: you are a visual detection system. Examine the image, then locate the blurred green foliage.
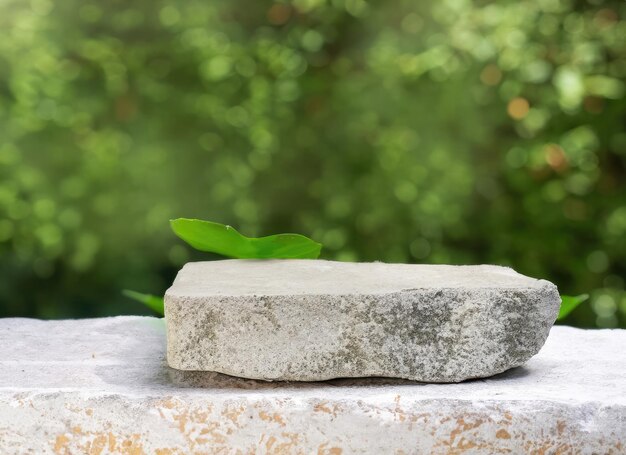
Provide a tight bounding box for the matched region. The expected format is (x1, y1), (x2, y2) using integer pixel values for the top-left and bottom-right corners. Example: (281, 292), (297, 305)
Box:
(0, 0), (624, 327)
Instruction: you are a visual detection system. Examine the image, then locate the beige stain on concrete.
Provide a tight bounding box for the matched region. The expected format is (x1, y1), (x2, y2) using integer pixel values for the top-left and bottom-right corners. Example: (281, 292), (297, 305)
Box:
(53, 426), (143, 455)
(313, 401), (340, 417)
(259, 411), (286, 427)
(495, 429), (511, 439)
(222, 405), (246, 427)
(317, 443), (343, 454)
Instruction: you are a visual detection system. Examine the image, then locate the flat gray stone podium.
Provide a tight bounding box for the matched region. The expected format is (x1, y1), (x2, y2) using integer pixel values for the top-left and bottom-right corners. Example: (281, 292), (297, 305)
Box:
(0, 317), (624, 454)
(166, 260), (560, 381)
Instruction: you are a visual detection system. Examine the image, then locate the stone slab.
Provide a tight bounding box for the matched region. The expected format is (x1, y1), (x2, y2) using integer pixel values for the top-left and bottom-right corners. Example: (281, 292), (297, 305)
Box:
(165, 260), (560, 381)
(0, 317), (624, 454)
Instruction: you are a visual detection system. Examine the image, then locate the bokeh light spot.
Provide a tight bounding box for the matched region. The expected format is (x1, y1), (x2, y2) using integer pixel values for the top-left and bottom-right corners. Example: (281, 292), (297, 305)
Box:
(401, 13), (424, 34)
(0, 220), (14, 242)
(79, 4), (101, 22)
(410, 238), (431, 260)
(480, 64), (502, 86)
(160, 6), (181, 26)
(507, 97), (530, 120)
(587, 250), (609, 274)
(267, 4), (292, 25)
(302, 30), (324, 53)
(544, 144), (568, 172)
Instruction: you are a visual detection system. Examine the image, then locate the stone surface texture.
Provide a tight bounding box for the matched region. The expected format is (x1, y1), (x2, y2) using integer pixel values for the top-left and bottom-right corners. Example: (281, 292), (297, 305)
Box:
(0, 317), (624, 454)
(165, 260), (560, 382)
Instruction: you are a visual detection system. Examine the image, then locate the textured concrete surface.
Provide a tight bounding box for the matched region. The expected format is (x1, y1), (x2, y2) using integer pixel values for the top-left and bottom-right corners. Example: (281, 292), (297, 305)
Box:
(165, 260), (560, 381)
(0, 317), (624, 454)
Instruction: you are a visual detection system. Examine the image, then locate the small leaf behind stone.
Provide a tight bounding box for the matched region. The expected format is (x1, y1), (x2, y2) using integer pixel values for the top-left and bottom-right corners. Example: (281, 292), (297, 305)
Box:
(123, 290), (164, 315)
(169, 218), (322, 259)
(557, 294), (589, 320)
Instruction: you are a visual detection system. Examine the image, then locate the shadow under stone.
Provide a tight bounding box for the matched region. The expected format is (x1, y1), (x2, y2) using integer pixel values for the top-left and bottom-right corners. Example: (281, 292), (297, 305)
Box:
(485, 365), (531, 381)
(165, 365), (533, 390)
(95, 360), (531, 392)
(166, 368), (441, 390)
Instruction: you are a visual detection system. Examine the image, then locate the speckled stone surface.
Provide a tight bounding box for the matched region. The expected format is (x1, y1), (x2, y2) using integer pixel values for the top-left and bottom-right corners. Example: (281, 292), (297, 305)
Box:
(165, 260), (560, 381)
(0, 317), (624, 454)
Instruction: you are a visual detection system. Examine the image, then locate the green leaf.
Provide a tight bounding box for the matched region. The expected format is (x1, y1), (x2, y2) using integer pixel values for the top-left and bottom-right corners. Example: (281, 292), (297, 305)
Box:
(557, 294), (589, 320)
(170, 218), (322, 259)
(123, 289), (164, 316)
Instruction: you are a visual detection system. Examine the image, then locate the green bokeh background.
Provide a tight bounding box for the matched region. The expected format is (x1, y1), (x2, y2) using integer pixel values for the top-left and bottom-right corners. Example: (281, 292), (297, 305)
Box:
(0, 0), (624, 327)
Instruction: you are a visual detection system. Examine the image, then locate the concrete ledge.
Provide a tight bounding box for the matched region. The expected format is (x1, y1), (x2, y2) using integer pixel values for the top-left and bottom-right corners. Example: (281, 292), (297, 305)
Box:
(0, 317), (624, 454)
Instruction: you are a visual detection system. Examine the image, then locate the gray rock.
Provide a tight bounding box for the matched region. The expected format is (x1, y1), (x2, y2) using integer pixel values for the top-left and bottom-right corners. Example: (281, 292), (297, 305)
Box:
(165, 260), (560, 382)
(0, 317), (624, 454)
